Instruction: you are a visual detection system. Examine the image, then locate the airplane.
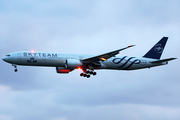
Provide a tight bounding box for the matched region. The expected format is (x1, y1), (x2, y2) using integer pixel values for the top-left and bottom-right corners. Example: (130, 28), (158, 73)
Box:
(2, 37), (177, 78)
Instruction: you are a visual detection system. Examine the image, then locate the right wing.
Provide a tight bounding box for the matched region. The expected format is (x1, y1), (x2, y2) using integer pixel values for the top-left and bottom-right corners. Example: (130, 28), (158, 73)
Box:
(81, 45), (135, 64)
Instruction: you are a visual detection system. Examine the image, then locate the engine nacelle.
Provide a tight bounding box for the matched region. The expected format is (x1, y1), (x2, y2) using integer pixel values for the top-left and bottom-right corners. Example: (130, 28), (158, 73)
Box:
(65, 59), (82, 69)
(56, 67), (73, 74)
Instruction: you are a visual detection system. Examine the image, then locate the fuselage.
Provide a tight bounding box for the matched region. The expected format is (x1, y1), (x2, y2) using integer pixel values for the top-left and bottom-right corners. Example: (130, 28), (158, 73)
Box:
(2, 51), (167, 70)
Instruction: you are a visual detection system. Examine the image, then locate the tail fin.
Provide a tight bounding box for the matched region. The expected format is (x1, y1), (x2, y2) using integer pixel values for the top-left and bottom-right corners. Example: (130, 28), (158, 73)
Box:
(143, 37), (168, 59)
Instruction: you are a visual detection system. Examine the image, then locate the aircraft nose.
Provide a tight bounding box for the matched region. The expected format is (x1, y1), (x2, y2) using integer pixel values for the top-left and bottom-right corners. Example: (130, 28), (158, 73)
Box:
(2, 56), (6, 61)
(2, 56), (9, 62)
(2, 55), (13, 63)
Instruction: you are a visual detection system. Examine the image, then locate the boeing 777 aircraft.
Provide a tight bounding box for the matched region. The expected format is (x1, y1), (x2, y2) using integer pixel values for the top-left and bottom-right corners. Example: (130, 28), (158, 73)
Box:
(2, 37), (177, 78)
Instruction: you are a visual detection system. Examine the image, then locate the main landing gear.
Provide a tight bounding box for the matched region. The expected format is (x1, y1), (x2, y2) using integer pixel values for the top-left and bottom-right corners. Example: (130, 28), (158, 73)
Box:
(12, 64), (18, 72)
(80, 70), (97, 78)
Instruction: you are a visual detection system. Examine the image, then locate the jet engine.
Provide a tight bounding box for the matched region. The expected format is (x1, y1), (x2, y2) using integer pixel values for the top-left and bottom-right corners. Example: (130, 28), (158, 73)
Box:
(56, 67), (73, 73)
(65, 59), (82, 69)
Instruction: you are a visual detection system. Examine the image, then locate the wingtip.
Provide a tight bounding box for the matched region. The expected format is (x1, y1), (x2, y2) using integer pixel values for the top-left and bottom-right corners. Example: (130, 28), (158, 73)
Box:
(128, 45), (136, 47)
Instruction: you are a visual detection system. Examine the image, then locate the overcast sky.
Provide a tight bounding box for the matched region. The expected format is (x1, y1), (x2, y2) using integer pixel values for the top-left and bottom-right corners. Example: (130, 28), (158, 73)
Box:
(0, 0), (180, 120)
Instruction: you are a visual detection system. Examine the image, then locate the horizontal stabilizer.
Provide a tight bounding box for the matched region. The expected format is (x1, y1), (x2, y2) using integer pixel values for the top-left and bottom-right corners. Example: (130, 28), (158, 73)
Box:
(150, 58), (177, 63)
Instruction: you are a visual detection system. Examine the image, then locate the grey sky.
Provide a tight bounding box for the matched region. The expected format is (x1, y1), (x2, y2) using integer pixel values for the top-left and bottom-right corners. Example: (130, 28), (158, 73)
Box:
(0, 0), (180, 120)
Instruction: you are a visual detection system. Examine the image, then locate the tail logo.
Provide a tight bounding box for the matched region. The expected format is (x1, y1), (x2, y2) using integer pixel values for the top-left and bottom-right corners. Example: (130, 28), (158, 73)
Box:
(154, 44), (163, 53)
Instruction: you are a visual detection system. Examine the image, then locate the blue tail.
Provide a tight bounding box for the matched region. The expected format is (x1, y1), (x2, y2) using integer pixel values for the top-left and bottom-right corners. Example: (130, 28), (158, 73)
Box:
(143, 37), (168, 59)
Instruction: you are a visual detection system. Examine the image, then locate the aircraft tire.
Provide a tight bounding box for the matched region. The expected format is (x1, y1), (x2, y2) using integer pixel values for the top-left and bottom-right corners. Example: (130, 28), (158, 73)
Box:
(87, 75), (90, 78)
(83, 74), (87, 77)
(80, 73), (84, 76)
(14, 69), (18, 72)
(93, 72), (96, 75)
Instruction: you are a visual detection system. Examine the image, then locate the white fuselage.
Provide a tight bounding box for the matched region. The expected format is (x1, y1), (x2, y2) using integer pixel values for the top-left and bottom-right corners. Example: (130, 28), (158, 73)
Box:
(2, 51), (167, 70)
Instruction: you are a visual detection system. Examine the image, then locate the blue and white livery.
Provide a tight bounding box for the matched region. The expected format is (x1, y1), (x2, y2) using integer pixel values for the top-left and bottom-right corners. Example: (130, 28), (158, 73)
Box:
(2, 37), (177, 78)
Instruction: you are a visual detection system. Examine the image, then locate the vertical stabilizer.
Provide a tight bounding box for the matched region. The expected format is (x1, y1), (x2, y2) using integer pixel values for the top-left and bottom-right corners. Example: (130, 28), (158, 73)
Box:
(143, 37), (168, 59)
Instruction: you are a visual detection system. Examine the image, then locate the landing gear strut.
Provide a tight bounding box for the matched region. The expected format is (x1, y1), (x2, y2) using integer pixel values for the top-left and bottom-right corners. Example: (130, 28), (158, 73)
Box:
(80, 69), (97, 78)
(12, 64), (18, 72)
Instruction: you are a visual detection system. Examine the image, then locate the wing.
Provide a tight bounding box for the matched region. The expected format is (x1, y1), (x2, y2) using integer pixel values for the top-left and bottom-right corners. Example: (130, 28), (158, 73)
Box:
(81, 45), (135, 63)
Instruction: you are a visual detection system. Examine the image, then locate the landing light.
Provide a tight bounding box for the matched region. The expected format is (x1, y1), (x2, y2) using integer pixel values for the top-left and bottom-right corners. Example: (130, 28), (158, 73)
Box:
(77, 67), (81, 69)
(31, 50), (35, 53)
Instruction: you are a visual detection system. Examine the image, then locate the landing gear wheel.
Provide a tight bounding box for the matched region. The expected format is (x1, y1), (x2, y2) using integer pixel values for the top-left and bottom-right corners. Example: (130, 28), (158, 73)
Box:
(80, 73), (90, 78)
(83, 74), (87, 77)
(80, 69), (97, 78)
(93, 72), (97, 76)
(80, 73), (84, 76)
(87, 75), (90, 78)
(12, 64), (18, 72)
(89, 71), (93, 74)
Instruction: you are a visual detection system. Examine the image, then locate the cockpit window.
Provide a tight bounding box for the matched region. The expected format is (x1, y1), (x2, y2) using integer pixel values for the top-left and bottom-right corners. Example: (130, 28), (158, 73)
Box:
(6, 55), (10, 56)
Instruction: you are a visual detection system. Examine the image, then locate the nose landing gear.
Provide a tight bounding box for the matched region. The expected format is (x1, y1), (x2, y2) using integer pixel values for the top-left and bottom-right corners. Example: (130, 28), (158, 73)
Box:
(14, 69), (18, 72)
(12, 64), (18, 72)
(80, 70), (97, 78)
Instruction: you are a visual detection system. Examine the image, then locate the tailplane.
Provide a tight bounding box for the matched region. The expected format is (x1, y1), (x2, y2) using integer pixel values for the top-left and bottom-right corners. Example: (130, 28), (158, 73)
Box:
(143, 37), (168, 59)
(150, 58), (177, 63)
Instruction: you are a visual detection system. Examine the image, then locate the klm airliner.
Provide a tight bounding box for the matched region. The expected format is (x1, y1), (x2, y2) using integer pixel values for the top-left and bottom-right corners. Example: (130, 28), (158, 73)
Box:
(2, 37), (177, 78)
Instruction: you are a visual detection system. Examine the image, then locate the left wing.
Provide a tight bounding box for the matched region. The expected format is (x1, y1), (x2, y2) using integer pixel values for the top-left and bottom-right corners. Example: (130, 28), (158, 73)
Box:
(81, 45), (135, 63)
